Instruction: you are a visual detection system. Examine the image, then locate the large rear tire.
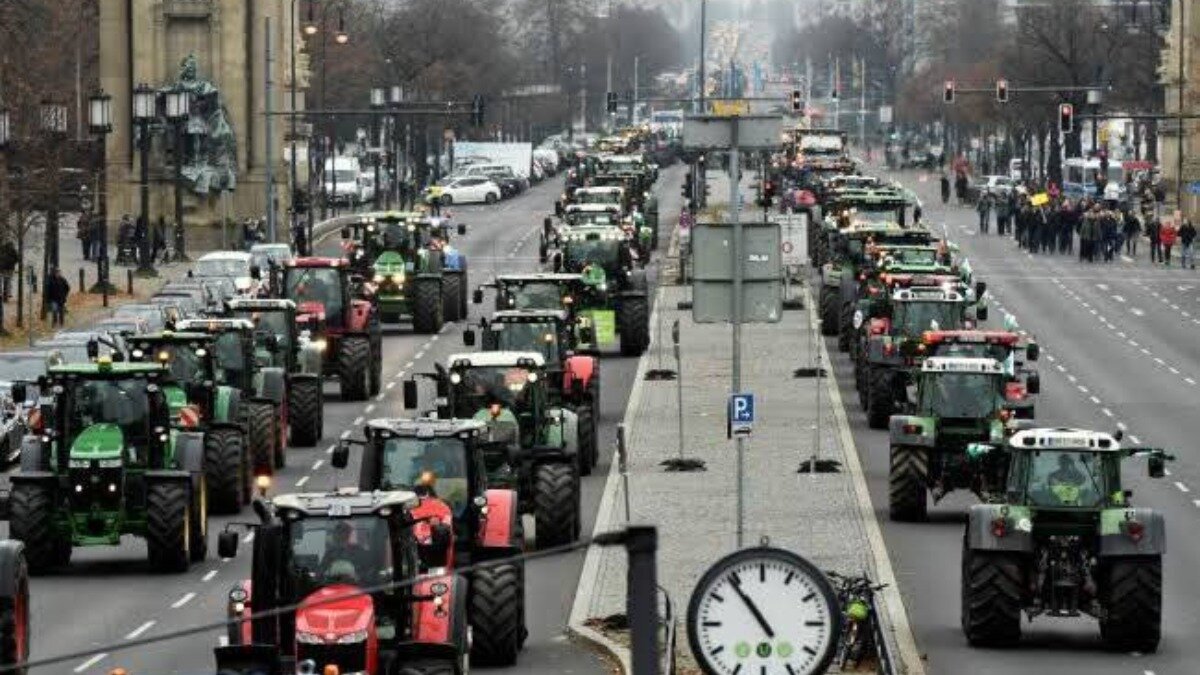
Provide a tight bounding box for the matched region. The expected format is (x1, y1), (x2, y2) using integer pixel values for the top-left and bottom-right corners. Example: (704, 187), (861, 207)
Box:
(961, 543), (1023, 647)
(0, 542), (30, 674)
(413, 277), (444, 334)
(189, 476), (208, 562)
(9, 483), (69, 573)
(534, 462), (579, 548)
(442, 273), (462, 322)
(576, 406), (596, 476)
(397, 660), (456, 675)
(244, 402), (278, 473)
(146, 481), (191, 573)
(618, 297), (650, 356)
(819, 287), (839, 335)
(288, 378), (322, 447)
(204, 427), (245, 515)
(867, 367), (896, 429)
(1100, 557), (1162, 653)
(337, 336), (371, 401)
(888, 446), (928, 522)
(837, 300), (854, 352)
(470, 563), (525, 666)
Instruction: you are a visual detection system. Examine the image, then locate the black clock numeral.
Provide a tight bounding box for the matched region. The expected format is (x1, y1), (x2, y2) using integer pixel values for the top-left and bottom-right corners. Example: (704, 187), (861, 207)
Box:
(801, 592), (816, 602)
(784, 572), (794, 585)
(710, 592), (725, 603)
(760, 666), (766, 675)
(703, 621), (722, 627)
(711, 645), (725, 656)
(804, 620), (823, 627)
(786, 665), (797, 675)
(731, 664), (742, 675)
(730, 571), (741, 586)
(759, 563), (766, 582)
(802, 645), (817, 656)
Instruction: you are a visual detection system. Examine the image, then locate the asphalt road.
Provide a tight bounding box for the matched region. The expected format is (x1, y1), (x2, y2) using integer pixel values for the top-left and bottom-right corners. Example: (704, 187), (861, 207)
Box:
(8, 165), (682, 675)
(824, 167), (1200, 675)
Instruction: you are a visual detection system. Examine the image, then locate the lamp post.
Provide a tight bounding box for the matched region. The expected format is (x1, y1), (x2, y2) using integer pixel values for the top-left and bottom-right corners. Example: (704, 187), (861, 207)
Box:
(0, 107), (10, 335)
(305, 1), (349, 222)
(87, 90), (114, 305)
(371, 86), (385, 209)
(132, 83), (158, 277)
(38, 100), (67, 320)
(389, 85), (403, 208)
(164, 85), (191, 262)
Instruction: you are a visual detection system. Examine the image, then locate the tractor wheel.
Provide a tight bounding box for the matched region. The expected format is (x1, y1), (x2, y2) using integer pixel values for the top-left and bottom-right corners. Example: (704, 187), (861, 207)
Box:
(189, 476), (208, 563)
(819, 288), (839, 336)
(837, 300), (854, 352)
(442, 273), (462, 322)
(9, 483), (69, 573)
(245, 402), (278, 473)
(338, 336), (371, 401)
(855, 358), (868, 409)
(412, 277), (444, 335)
(458, 260), (470, 319)
(470, 562), (525, 666)
(888, 446), (928, 522)
(368, 346), (382, 398)
(0, 542), (30, 673)
(288, 379), (322, 447)
(576, 406), (596, 476)
(618, 297), (650, 357)
(146, 481), (191, 573)
(867, 367), (896, 430)
(396, 659), (457, 675)
(1100, 557), (1162, 653)
(534, 462), (579, 548)
(204, 427), (245, 515)
(961, 542), (1023, 647)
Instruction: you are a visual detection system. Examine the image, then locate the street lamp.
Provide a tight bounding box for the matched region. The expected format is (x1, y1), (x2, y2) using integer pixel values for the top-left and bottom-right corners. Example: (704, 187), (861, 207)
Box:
(164, 86), (191, 262)
(335, 11), (349, 44)
(389, 85), (404, 207)
(87, 90), (115, 304)
(309, 2), (350, 222)
(132, 83), (158, 277)
(304, 0), (318, 35)
(371, 87), (386, 209)
(0, 107), (10, 335)
(38, 100), (67, 319)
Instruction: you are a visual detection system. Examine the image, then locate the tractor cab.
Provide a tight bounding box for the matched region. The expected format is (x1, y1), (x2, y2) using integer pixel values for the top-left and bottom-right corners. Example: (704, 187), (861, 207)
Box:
(479, 273), (587, 314)
(562, 203), (622, 227)
(127, 331), (218, 415)
(467, 310), (573, 364)
(438, 352), (550, 447)
(173, 318), (259, 390)
(283, 258), (366, 331)
(218, 489), (468, 675)
(914, 357), (1008, 422)
(555, 225), (638, 281)
(225, 298), (305, 370)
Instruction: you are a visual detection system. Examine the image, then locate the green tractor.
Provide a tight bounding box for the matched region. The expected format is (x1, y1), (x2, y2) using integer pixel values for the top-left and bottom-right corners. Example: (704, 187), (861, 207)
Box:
(886, 356), (1027, 521)
(404, 351), (581, 547)
(546, 225), (650, 356)
(225, 298), (326, 447)
(127, 331), (254, 513)
(174, 318), (289, 473)
(812, 185), (917, 269)
(8, 359), (208, 572)
(960, 428), (1172, 652)
(462, 308), (601, 474)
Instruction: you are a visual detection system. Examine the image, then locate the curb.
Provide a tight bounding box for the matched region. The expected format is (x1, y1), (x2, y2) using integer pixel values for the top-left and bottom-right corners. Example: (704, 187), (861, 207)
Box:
(811, 283), (927, 675)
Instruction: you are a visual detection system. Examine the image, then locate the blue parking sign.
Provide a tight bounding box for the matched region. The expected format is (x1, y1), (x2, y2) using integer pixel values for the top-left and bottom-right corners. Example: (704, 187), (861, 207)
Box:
(729, 393), (754, 437)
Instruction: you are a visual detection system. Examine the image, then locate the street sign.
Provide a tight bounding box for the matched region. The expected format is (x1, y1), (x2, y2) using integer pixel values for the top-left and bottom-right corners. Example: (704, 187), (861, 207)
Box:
(683, 115), (783, 150)
(879, 105), (893, 124)
(729, 393), (754, 437)
(691, 222), (782, 323)
(1188, 181), (1200, 196)
(771, 212), (808, 267)
(712, 100), (751, 116)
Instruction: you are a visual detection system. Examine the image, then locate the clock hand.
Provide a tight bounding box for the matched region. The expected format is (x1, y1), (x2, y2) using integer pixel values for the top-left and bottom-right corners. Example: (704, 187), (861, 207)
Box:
(730, 577), (775, 638)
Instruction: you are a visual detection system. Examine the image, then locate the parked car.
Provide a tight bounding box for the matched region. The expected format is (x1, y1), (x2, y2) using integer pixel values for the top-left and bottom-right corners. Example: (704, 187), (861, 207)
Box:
(93, 316), (150, 337)
(981, 175), (1015, 198)
(192, 251), (263, 296)
(430, 176), (502, 205)
(112, 303), (173, 332)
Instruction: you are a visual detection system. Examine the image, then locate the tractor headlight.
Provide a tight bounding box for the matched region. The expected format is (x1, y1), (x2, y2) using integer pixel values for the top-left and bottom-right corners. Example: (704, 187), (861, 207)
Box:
(108, 483), (118, 493)
(159, 433), (169, 443)
(74, 484), (83, 493)
(232, 601), (245, 614)
(131, 349), (144, 359)
(374, 274), (385, 283)
(312, 339), (328, 353)
(98, 459), (122, 468)
(69, 458), (91, 468)
(449, 373), (462, 384)
(391, 273), (405, 283)
(598, 283), (608, 292)
(526, 372), (539, 383)
(229, 587), (249, 603)
(337, 630), (369, 644)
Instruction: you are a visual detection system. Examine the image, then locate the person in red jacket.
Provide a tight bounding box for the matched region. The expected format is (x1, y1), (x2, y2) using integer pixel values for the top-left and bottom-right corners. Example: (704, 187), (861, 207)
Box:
(1160, 218), (1179, 266)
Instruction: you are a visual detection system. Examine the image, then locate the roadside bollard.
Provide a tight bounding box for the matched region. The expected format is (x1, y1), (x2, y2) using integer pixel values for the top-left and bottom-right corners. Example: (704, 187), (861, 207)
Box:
(126, 269), (134, 295)
(78, 268), (85, 290)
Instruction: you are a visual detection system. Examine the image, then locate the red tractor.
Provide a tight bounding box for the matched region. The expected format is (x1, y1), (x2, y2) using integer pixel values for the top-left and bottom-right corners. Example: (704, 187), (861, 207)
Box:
(217, 489), (470, 675)
(281, 257), (383, 401)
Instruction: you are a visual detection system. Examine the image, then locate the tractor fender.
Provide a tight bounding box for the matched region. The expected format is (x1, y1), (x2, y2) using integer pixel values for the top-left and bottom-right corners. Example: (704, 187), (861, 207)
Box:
(1099, 507), (1166, 556)
(618, 287), (648, 299)
(214, 387), (242, 425)
(293, 343), (323, 376)
(866, 336), (902, 365)
(563, 355), (597, 393)
(144, 469), (194, 485)
(346, 299), (374, 332)
(9, 472), (56, 486)
(415, 272), (443, 281)
(18, 436), (47, 473)
(888, 416), (936, 448)
(476, 488), (521, 553)
(254, 368), (287, 406)
(403, 573), (469, 656)
(174, 431), (206, 474)
(442, 250), (464, 272)
(965, 503), (1034, 553)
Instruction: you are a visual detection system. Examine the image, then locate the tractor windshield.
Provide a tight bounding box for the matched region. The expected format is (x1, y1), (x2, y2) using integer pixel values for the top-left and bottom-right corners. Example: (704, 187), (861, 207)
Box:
(379, 437), (470, 517)
(211, 333), (247, 387)
(67, 377), (151, 447)
(235, 310), (293, 355)
(1027, 450), (1106, 508)
(922, 373), (1002, 418)
(577, 192), (621, 205)
(883, 248), (939, 267)
(505, 282), (565, 310)
(492, 322), (559, 363)
(894, 301), (962, 334)
(146, 343), (207, 383)
(453, 366), (536, 413)
(850, 208), (901, 226)
(286, 516), (393, 592)
(285, 267), (344, 324)
(566, 239), (619, 269)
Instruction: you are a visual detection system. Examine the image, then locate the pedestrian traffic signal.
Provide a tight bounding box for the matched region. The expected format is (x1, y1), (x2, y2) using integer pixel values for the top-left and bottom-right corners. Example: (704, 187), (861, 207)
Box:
(1059, 103), (1074, 134)
(471, 94), (485, 127)
(943, 80), (955, 104)
(790, 90), (802, 113)
(606, 91), (618, 114)
(996, 79), (1009, 104)
(683, 172), (694, 199)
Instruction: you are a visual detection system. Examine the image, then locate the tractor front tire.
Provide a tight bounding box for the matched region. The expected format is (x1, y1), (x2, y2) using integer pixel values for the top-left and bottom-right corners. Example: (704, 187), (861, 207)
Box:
(338, 336), (371, 401)
(534, 462), (579, 548)
(146, 481), (191, 573)
(470, 562), (526, 666)
(443, 273), (463, 323)
(962, 544), (1023, 647)
(867, 367), (896, 429)
(204, 428), (245, 515)
(0, 542), (30, 673)
(1100, 557), (1162, 653)
(577, 406), (597, 476)
(189, 476), (208, 562)
(9, 483), (68, 573)
(888, 446), (929, 522)
(819, 287), (839, 336)
(618, 297), (650, 357)
(245, 402), (279, 473)
(413, 278), (444, 334)
(289, 379), (323, 447)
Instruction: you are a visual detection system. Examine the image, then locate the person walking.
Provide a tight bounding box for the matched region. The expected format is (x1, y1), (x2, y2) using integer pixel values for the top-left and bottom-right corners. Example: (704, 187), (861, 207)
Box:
(153, 216), (167, 263)
(0, 238), (16, 301)
(1161, 218), (1178, 266)
(1080, 206), (1098, 263)
(46, 267), (70, 327)
(995, 193), (1011, 236)
(1180, 217), (1196, 270)
(1123, 209), (1141, 257)
(940, 174), (951, 205)
(1147, 216), (1163, 264)
(77, 213), (92, 261)
(977, 193), (992, 234)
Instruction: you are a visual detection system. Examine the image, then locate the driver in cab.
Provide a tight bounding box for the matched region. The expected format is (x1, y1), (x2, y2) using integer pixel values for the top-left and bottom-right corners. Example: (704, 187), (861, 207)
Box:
(1047, 453), (1088, 505)
(320, 521), (372, 583)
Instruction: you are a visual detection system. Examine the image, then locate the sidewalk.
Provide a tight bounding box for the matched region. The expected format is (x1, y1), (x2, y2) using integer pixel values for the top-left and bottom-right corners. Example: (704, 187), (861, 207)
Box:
(0, 213), (225, 346)
(570, 169), (923, 673)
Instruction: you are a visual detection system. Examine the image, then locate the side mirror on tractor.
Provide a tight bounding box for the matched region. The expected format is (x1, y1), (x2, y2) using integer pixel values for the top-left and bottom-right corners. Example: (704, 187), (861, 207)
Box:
(340, 227), (351, 239)
(975, 305), (988, 322)
(9, 383), (25, 404)
(217, 530), (240, 559)
(457, 223), (468, 236)
(462, 330), (476, 347)
(1026, 342), (1040, 361)
(250, 265), (262, 280)
(1148, 455), (1166, 479)
(332, 440), (351, 469)
(472, 288), (484, 305)
(579, 326), (595, 344)
(975, 281), (987, 298)
(403, 379), (419, 410)
(1025, 373), (1041, 395)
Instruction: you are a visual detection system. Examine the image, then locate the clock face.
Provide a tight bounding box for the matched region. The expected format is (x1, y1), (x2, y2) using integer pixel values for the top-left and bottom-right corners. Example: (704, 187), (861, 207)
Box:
(687, 548), (839, 675)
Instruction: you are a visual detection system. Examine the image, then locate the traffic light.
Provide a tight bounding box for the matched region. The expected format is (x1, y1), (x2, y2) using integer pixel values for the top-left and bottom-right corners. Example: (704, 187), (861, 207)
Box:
(682, 171), (694, 199)
(830, 87), (839, 102)
(996, 79), (1009, 104)
(1059, 103), (1074, 134)
(606, 91), (618, 114)
(471, 94), (485, 127)
(943, 80), (955, 104)
(790, 90), (802, 113)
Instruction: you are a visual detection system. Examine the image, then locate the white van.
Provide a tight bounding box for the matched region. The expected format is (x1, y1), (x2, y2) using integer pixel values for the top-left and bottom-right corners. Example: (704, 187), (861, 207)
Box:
(322, 156), (361, 207)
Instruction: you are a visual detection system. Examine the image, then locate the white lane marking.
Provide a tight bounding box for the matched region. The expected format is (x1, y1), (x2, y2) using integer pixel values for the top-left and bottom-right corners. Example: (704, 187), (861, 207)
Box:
(1067, 374), (1077, 383)
(74, 654), (108, 672)
(126, 620), (156, 640)
(1169, 366), (1180, 374)
(171, 592), (197, 609)
(1117, 331), (1127, 338)
(312, 459), (324, 471)
(1088, 308), (1098, 315)
(1187, 378), (1197, 385)
(1096, 283), (1109, 291)
(1154, 357), (1165, 365)
(1174, 482), (1191, 493)
(430, 334), (439, 342)
(404, 361), (414, 369)
(1077, 385), (1089, 393)
(1122, 255), (1134, 263)
(325, 444), (335, 454)
(1089, 395), (1101, 404)
(296, 475), (310, 488)
(1171, 304), (1180, 310)
(415, 350), (426, 360)
(1131, 308), (1144, 316)
(364, 404), (375, 414)
(1129, 339), (1139, 347)
(386, 382), (396, 390)
(1184, 311), (1192, 317)
(1045, 354), (1056, 362)
(1055, 364), (1067, 372)
(1131, 435), (1142, 444)
(1141, 348), (1151, 355)
(352, 416), (364, 425)
(1112, 295), (1126, 303)
(243, 531), (255, 543)
(1117, 421), (1128, 430)
(374, 393), (385, 402)
(202, 569), (218, 582)
(1101, 408), (1113, 417)
(1193, 500), (1200, 509)
(396, 370), (407, 379)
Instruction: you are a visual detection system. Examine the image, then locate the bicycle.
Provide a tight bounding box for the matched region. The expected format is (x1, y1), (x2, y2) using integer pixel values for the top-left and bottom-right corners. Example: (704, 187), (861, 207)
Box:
(827, 570), (888, 672)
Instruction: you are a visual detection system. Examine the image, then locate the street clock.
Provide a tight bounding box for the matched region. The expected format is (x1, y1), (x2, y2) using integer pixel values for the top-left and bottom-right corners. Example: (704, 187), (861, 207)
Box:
(687, 546), (840, 675)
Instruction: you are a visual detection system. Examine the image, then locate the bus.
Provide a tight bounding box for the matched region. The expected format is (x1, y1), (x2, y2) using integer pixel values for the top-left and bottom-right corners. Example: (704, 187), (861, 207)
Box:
(1062, 157), (1125, 201)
